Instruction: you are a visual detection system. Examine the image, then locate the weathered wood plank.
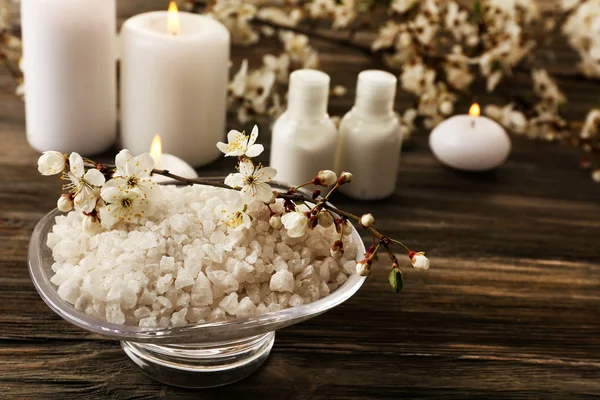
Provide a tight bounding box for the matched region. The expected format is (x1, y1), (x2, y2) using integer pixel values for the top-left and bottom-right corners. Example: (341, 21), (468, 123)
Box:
(1, 12), (600, 398)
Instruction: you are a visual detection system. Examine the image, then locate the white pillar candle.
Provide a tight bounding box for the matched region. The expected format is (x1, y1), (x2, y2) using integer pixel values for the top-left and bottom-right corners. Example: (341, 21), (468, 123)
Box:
(149, 135), (198, 183)
(429, 103), (511, 171)
(121, 2), (230, 167)
(21, 0), (117, 154)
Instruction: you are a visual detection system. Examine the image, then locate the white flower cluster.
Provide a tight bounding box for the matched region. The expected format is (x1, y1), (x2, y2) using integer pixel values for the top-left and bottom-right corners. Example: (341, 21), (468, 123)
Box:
(228, 32), (318, 123)
(0, 0), (23, 97)
(485, 68), (569, 141)
(38, 149), (160, 235)
(562, 0), (600, 78)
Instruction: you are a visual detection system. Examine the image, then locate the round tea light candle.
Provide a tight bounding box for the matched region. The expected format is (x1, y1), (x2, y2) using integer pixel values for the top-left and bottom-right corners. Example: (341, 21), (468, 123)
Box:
(121, 1), (230, 167)
(149, 135), (198, 184)
(429, 103), (511, 171)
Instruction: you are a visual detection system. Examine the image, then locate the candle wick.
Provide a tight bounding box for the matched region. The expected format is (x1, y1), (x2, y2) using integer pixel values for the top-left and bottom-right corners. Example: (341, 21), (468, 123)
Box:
(471, 118), (476, 129)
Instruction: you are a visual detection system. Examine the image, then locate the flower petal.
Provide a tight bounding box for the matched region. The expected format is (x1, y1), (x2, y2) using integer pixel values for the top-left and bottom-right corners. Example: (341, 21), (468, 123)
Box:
(216, 142), (229, 155)
(254, 182), (273, 202)
(256, 166), (277, 181)
(133, 153), (155, 178)
(238, 159), (255, 176)
(244, 144), (264, 158)
(115, 149), (133, 176)
(69, 152), (84, 178)
(37, 151), (66, 176)
(74, 186), (98, 213)
(224, 172), (244, 188)
(84, 169), (106, 187)
(247, 125), (259, 147)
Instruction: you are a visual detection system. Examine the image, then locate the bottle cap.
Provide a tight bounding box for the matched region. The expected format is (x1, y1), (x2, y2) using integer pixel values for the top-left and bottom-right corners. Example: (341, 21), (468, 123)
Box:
(355, 70), (397, 115)
(288, 69), (330, 118)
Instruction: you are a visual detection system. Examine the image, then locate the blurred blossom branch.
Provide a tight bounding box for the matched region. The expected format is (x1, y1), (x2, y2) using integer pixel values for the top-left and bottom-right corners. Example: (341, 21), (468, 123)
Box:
(3, 0), (600, 180)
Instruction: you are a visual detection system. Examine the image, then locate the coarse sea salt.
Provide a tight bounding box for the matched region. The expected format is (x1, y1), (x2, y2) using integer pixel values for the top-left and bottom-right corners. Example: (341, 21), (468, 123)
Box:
(47, 185), (359, 328)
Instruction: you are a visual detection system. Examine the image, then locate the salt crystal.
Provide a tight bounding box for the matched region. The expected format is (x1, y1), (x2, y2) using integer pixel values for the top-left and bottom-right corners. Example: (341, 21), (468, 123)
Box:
(319, 263), (331, 282)
(157, 296), (173, 309)
(170, 308), (188, 327)
(236, 297), (257, 318)
(106, 303), (125, 324)
(134, 306), (151, 318)
(270, 270), (294, 293)
(177, 292), (191, 308)
(159, 256), (176, 272)
(297, 265), (314, 281)
(276, 243), (293, 261)
(336, 273), (348, 286)
(139, 316), (157, 327)
(208, 270), (239, 294)
(289, 294), (304, 307)
(208, 308), (227, 322)
(191, 272), (213, 306)
(156, 274), (174, 294)
(174, 268), (195, 289)
(219, 293), (239, 315)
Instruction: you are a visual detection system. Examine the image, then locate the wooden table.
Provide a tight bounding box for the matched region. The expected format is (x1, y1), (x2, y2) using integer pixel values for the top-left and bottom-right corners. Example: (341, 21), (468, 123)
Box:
(1, 35), (599, 399)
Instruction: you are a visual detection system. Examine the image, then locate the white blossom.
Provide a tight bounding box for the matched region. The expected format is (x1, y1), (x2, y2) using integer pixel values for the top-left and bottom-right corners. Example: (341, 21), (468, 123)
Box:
(256, 7), (302, 27)
(281, 211), (309, 238)
(306, 0), (336, 19)
(532, 68), (566, 107)
(580, 109), (600, 139)
(82, 215), (102, 235)
(64, 153), (105, 213)
(57, 195), (74, 212)
(224, 159), (277, 203)
(280, 31), (319, 68)
(219, 193), (252, 231)
(263, 53), (290, 83)
(401, 60), (436, 95)
(338, 171), (353, 184)
(217, 125), (264, 158)
(37, 151), (66, 176)
(410, 252), (430, 271)
(332, 0), (356, 29)
(485, 103), (528, 134)
(211, 0), (259, 46)
(269, 215), (283, 230)
(100, 187), (154, 227)
(372, 22), (402, 51)
(355, 260), (371, 276)
(316, 170), (337, 186)
(360, 213), (374, 228)
(102, 149), (158, 201)
(390, 0), (419, 14)
(318, 211), (334, 228)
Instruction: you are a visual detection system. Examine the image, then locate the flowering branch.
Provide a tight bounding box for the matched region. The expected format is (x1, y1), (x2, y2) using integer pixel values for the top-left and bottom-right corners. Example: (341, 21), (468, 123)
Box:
(38, 125), (429, 292)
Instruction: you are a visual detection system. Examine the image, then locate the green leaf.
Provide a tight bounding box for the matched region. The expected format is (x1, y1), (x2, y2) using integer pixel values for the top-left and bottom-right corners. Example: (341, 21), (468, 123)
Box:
(388, 269), (403, 293)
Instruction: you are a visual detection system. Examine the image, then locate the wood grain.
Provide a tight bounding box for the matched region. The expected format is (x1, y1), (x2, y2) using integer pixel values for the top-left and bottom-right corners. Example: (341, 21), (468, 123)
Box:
(1, 19), (600, 400)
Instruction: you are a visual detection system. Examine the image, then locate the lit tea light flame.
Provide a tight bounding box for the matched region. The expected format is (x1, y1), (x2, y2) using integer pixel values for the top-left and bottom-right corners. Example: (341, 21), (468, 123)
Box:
(150, 134), (163, 168)
(469, 103), (481, 117)
(167, 1), (180, 36)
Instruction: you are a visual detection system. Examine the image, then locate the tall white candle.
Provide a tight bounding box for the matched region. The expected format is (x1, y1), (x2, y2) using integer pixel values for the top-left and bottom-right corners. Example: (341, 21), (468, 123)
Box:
(120, 2), (230, 167)
(21, 0), (117, 154)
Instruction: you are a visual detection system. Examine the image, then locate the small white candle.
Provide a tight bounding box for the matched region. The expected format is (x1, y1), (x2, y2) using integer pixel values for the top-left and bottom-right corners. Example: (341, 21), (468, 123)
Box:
(149, 135), (198, 183)
(121, 2), (230, 167)
(21, 0), (117, 154)
(429, 103), (511, 171)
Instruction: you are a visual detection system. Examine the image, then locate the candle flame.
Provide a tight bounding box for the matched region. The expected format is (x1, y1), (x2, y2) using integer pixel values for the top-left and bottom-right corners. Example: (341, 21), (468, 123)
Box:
(167, 1), (180, 36)
(150, 134), (162, 163)
(469, 103), (481, 117)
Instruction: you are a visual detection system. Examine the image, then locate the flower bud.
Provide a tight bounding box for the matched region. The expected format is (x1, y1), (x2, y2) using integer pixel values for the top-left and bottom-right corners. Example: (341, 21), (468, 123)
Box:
(360, 213), (374, 228)
(355, 260), (371, 276)
(318, 211), (334, 228)
(314, 170), (337, 187)
(409, 251), (430, 271)
(37, 151), (67, 176)
(330, 240), (344, 259)
(269, 215), (283, 230)
(82, 215), (101, 236)
(439, 100), (453, 116)
(343, 221), (352, 235)
(312, 189), (321, 200)
(57, 194), (74, 212)
(337, 171), (353, 185)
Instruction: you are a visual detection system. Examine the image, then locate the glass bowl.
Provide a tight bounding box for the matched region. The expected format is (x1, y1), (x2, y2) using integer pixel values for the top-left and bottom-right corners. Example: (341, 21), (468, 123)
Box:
(28, 183), (366, 388)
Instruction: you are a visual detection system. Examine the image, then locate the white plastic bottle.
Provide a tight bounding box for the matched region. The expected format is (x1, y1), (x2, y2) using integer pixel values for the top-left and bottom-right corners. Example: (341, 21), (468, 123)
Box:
(270, 69), (337, 187)
(337, 70), (402, 200)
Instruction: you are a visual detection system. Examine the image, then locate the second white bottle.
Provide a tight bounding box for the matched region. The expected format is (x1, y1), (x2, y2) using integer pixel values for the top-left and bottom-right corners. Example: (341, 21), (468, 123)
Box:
(338, 70), (402, 200)
(270, 69), (337, 187)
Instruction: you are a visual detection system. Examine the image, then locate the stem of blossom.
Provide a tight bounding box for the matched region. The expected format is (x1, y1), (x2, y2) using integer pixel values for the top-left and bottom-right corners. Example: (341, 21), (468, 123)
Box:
(0, 52), (23, 81)
(389, 238), (411, 254)
(293, 180), (316, 191)
(324, 183), (340, 200)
